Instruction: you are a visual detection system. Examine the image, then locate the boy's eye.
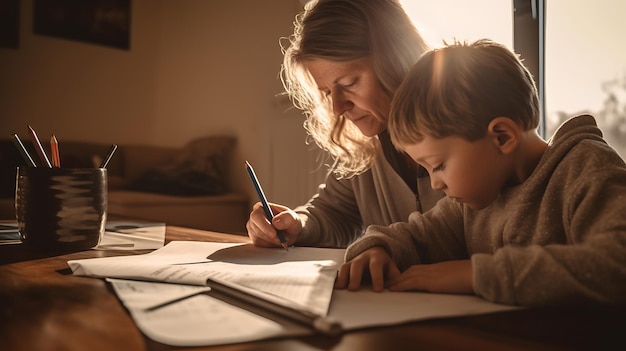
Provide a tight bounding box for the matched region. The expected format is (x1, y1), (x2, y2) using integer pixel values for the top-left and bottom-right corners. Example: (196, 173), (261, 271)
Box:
(432, 163), (445, 172)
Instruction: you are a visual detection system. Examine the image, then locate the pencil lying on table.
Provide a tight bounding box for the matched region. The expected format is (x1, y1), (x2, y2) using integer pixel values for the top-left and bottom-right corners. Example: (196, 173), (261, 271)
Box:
(143, 277), (343, 336)
(205, 278), (343, 336)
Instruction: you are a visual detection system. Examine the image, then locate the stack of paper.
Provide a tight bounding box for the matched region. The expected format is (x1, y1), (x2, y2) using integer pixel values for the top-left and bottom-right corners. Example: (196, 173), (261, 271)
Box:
(0, 223), (20, 245)
(68, 241), (520, 346)
(96, 221), (166, 250)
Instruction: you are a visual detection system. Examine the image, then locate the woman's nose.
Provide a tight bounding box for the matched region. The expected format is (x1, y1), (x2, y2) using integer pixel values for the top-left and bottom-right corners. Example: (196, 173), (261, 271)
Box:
(331, 91), (353, 117)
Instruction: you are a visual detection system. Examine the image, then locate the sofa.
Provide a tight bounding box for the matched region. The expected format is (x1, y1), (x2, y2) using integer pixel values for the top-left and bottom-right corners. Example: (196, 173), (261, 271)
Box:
(0, 135), (249, 234)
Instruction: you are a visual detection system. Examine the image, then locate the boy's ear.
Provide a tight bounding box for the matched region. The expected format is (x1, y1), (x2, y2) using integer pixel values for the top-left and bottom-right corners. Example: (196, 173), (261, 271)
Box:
(487, 117), (520, 154)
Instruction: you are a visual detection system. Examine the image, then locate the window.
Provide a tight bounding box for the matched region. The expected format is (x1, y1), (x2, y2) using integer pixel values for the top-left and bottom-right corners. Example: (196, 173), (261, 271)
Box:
(545, 0), (626, 158)
(404, 0), (626, 159)
(402, 1), (513, 49)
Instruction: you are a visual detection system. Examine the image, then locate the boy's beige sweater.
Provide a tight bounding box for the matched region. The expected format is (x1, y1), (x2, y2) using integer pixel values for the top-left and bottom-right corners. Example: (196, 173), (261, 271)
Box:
(346, 115), (626, 307)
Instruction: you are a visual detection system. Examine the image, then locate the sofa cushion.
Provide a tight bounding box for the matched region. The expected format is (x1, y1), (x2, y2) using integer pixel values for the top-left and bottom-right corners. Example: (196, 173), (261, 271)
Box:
(108, 190), (248, 234)
(129, 136), (235, 196)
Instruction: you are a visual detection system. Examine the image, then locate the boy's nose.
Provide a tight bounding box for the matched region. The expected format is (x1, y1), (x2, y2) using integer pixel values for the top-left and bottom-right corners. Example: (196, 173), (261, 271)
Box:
(430, 176), (446, 191)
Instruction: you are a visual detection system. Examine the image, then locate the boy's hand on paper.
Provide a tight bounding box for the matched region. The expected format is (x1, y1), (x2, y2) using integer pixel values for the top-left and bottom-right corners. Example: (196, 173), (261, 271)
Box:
(246, 202), (302, 248)
(387, 260), (474, 295)
(335, 247), (401, 292)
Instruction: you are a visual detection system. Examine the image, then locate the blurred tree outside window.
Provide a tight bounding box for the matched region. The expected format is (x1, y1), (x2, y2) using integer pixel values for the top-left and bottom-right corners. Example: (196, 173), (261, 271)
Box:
(545, 0), (626, 158)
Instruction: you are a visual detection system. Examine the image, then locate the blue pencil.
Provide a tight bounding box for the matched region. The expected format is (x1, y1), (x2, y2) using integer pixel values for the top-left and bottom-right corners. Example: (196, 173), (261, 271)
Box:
(245, 161), (288, 251)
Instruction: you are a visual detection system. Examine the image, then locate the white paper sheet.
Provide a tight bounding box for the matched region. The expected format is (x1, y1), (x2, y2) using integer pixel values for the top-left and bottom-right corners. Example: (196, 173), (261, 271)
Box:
(0, 220), (166, 248)
(70, 241), (521, 347)
(107, 278), (311, 346)
(329, 290), (520, 330)
(95, 221), (166, 250)
(69, 241), (342, 316)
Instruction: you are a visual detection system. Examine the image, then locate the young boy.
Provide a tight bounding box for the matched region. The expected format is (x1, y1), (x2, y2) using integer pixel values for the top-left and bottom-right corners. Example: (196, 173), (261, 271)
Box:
(335, 39), (626, 307)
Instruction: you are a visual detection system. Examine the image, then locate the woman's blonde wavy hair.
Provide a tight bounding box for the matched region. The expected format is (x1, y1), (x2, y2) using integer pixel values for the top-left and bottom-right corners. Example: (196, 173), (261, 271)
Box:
(280, 0), (429, 178)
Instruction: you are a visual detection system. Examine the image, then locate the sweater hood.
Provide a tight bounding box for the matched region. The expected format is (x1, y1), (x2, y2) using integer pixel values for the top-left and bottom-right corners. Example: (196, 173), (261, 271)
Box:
(520, 115), (606, 193)
(546, 114), (605, 154)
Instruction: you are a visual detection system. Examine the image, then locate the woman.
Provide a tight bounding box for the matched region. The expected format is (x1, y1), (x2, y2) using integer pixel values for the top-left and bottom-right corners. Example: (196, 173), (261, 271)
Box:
(246, 0), (444, 248)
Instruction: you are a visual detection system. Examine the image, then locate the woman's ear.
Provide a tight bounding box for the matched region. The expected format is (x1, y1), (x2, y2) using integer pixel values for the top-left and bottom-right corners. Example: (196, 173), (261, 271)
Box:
(487, 117), (520, 154)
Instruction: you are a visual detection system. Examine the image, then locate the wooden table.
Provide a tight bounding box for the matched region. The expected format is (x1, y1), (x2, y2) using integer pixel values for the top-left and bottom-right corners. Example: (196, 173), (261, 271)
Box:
(1, 224), (624, 351)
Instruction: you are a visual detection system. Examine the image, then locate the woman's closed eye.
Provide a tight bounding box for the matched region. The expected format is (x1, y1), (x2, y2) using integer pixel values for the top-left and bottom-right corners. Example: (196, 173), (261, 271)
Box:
(320, 80), (355, 97)
(342, 80), (357, 89)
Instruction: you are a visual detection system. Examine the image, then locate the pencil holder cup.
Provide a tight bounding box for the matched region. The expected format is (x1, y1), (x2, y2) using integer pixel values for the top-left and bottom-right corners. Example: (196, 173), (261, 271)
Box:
(15, 167), (107, 252)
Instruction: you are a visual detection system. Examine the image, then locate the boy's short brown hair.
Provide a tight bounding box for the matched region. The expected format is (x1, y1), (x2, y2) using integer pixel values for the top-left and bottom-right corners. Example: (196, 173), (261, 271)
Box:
(389, 39), (540, 147)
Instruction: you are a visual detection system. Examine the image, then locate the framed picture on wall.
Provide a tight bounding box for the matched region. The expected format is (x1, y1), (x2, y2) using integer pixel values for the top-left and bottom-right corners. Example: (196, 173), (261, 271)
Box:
(33, 0), (131, 50)
(0, 0), (19, 49)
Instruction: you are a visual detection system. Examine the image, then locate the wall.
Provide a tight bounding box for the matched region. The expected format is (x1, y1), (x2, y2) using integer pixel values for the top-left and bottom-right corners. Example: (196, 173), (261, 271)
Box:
(0, 0), (327, 210)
